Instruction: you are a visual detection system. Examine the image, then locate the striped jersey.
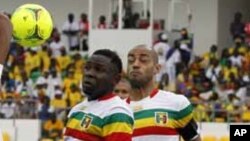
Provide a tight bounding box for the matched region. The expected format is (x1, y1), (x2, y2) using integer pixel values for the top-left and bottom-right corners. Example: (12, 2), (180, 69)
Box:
(128, 89), (194, 141)
(64, 93), (134, 141)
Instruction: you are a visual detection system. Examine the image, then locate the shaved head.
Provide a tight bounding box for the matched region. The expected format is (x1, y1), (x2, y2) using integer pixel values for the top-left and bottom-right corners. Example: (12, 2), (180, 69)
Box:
(127, 44), (161, 89)
(130, 44), (159, 64)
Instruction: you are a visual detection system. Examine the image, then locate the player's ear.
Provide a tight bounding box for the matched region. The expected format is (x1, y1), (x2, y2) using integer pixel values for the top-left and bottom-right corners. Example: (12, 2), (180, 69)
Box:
(153, 64), (161, 75)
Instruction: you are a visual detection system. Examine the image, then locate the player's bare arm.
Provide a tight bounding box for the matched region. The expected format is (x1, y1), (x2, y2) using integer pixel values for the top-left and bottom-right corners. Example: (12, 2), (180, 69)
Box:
(0, 13), (12, 65)
(0, 13), (12, 87)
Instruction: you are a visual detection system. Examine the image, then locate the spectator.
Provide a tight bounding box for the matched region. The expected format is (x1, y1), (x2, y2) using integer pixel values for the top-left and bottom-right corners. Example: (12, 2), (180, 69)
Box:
(62, 13), (80, 52)
(79, 13), (89, 35)
(43, 112), (64, 140)
(15, 71), (33, 96)
(113, 78), (131, 99)
(38, 44), (52, 73)
(50, 89), (66, 110)
(110, 13), (118, 29)
(242, 99), (250, 122)
(123, 0), (133, 28)
(79, 13), (89, 52)
(97, 15), (107, 29)
(230, 12), (245, 39)
(0, 96), (16, 118)
(38, 96), (53, 121)
(49, 32), (65, 58)
(65, 84), (82, 107)
(25, 47), (41, 77)
(229, 49), (243, 68)
(165, 40), (181, 90)
(131, 13), (140, 28)
(179, 28), (193, 66)
(206, 59), (221, 84)
(202, 45), (219, 66)
(56, 48), (71, 73)
(228, 35), (247, 56)
(153, 32), (170, 83)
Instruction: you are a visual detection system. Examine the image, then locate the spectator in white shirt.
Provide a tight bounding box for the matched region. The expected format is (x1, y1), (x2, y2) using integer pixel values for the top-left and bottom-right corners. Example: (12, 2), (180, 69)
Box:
(165, 40), (181, 88)
(62, 13), (80, 52)
(0, 96), (16, 118)
(49, 32), (65, 57)
(229, 49), (243, 68)
(206, 59), (221, 83)
(153, 32), (170, 82)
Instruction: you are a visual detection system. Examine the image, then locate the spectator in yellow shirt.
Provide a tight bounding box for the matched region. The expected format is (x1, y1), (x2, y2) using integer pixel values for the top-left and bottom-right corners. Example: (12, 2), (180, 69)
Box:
(242, 100), (250, 122)
(43, 112), (64, 140)
(202, 45), (219, 66)
(222, 60), (238, 82)
(56, 48), (71, 72)
(73, 53), (85, 82)
(25, 48), (41, 76)
(62, 70), (79, 93)
(228, 35), (247, 55)
(65, 84), (83, 107)
(50, 89), (66, 110)
(38, 45), (52, 73)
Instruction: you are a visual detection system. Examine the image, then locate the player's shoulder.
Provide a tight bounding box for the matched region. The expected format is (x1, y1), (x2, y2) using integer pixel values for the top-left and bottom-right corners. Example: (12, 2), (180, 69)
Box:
(67, 100), (87, 117)
(105, 96), (133, 118)
(156, 90), (191, 111)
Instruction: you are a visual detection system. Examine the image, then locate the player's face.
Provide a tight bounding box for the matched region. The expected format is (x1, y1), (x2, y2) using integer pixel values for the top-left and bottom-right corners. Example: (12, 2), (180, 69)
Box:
(114, 80), (131, 99)
(127, 47), (157, 88)
(82, 55), (116, 100)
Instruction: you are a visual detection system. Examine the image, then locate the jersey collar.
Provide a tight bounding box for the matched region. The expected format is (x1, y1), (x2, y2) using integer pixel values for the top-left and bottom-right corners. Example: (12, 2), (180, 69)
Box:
(98, 93), (116, 101)
(126, 89), (159, 103)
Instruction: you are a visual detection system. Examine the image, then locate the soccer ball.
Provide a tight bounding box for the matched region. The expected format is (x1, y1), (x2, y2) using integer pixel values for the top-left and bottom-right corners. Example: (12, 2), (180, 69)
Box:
(11, 4), (53, 47)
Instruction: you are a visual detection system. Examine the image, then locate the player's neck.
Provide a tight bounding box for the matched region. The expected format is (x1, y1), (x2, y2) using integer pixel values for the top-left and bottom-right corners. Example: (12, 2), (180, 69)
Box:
(130, 82), (155, 101)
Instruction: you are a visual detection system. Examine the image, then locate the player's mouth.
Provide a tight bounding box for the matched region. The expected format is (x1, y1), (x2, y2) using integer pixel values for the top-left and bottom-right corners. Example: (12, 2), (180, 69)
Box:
(83, 81), (94, 87)
(130, 71), (141, 77)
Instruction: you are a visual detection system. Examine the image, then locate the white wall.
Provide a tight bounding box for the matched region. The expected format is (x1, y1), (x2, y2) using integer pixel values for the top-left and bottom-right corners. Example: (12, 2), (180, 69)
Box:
(218, 0), (250, 49)
(189, 0), (218, 55)
(0, 119), (40, 141)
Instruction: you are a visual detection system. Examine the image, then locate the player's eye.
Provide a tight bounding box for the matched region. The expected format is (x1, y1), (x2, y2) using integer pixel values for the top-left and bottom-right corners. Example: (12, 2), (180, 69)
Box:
(140, 56), (150, 63)
(128, 56), (135, 63)
(94, 65), (105, 72)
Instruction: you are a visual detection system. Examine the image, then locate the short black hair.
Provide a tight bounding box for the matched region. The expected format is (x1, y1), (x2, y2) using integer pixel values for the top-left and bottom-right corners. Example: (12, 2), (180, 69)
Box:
(93, 49), (122, 74)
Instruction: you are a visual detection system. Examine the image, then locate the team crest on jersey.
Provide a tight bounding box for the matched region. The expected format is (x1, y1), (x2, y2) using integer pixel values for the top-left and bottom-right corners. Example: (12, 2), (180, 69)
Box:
(155, 112), (168, 125)
(81, 115), (93, 129)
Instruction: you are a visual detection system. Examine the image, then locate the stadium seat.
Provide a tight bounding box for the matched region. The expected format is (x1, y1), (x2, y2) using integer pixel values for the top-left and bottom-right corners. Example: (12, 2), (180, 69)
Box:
(202, 135), (217, 141)
(219, 135), (229, 141)
(2, 132), (10, 141)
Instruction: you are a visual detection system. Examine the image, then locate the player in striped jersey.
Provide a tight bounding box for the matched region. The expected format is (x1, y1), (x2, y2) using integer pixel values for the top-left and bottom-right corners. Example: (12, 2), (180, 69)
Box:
(64, 49), (134, 141)
(127, 45), (201, 141)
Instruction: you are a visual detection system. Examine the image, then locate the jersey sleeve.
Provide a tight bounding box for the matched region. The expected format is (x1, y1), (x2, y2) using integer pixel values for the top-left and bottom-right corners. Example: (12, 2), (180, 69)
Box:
(176, 96), (199, 140)
(102, 107), (134, 141)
